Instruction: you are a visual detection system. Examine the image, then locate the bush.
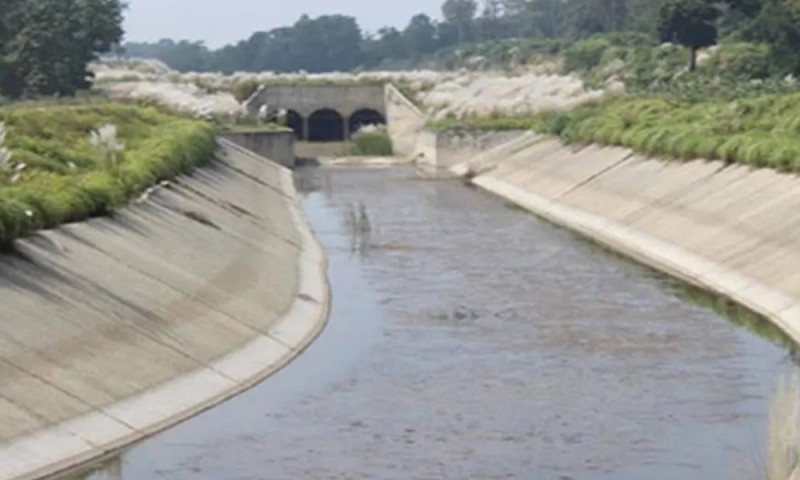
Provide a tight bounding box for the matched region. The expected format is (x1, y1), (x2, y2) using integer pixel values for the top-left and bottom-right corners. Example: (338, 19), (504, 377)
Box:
(549, 92), (800, 172)
(0, 103), (215, 246)
(563, 36), (614, 73)
(705, 42), (772, 79)
(231, 80), (261, 103)
(350, 130), (394, 156)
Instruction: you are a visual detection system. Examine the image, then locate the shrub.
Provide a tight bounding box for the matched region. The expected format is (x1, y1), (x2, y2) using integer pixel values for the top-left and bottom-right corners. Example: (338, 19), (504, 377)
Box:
(705, 42), (772, 80)
(350, 130), (394, 156)
(563, 36), (613, 73)
(231, 80), (261, 103)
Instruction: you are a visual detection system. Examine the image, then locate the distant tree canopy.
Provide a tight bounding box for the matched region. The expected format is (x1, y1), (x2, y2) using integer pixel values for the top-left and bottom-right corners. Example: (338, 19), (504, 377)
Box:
(659, 0), (721, 70)
(0, 0), (125, 99)
(121, 0), (800, 76)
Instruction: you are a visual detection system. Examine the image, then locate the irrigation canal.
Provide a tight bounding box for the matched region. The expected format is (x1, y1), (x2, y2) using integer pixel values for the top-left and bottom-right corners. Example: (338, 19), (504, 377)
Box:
(69, 166), (795, 480)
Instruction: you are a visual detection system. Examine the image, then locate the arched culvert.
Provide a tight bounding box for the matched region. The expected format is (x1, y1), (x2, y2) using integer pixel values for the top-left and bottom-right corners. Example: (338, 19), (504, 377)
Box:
(264, 109), (305, 140)
(285, 110), (305, 140)
(349, 109), (386, 137)
(308, 108), (345, 142)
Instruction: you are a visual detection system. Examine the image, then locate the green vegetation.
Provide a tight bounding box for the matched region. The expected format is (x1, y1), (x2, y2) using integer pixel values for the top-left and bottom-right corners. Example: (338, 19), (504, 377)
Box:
(420, 4), (800, 176)
(432, 90), (800, 173)
(0, 0), (124, 99)
(120, 0), (800, 84)
(670, 281), (800, 356)
(555, 93), (800, 172)
(350, 131), (394, 156)
(658, 0), (721, 71)
(0, 103), (215, 245)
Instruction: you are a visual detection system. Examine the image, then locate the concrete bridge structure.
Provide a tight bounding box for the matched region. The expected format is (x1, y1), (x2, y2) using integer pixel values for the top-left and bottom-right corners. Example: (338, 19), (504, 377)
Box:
(246, 85), (387, 142)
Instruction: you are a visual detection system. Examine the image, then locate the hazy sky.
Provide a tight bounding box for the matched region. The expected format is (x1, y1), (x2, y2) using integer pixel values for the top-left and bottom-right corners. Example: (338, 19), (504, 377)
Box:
(124, 0), (444, 47)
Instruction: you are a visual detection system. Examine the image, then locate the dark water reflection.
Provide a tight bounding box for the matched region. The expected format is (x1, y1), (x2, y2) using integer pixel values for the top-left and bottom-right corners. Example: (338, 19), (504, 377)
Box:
(72, 166), (794, 480)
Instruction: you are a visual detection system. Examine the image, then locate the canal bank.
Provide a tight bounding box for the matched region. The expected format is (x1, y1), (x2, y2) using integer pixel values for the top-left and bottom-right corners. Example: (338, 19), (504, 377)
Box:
(0, 139), (328, 480)
(72, 166), (793, 480)
(450, 135), (800, 349)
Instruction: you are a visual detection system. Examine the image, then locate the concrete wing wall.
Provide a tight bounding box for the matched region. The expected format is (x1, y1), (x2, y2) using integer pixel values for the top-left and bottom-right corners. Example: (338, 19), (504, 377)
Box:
(221, 130), (296, 168)
(0, 140), (328, 480)
(384, 84), (427, 159)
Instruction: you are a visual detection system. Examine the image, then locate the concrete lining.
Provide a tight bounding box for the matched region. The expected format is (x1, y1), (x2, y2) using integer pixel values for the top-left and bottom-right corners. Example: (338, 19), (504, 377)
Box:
(0, 139), (329, 480)
(452, 137), (800, 346)
(220, 130), (296, 168)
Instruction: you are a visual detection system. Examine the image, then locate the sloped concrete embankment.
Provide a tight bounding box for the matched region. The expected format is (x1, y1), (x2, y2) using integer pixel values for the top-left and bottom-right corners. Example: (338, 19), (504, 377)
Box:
(453, 135), (800, 344)
(0, 139), (329, 480)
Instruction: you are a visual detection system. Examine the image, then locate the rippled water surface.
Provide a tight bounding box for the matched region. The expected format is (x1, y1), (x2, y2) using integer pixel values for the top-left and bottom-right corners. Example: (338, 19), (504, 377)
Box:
(77, 166), (793, 480)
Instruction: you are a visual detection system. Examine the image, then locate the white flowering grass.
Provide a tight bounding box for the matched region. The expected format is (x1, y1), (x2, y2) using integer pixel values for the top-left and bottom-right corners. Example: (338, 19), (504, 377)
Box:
(89, 123), (125, 167)
(91, 58), (610, 121)
(101, 80), (244, 117)
(0, 122), (12, 172)
(0, 122), (24, 184)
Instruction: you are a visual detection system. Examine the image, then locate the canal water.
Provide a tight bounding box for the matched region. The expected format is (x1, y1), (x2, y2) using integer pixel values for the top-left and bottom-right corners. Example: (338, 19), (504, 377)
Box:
(75, 166), (795, 480)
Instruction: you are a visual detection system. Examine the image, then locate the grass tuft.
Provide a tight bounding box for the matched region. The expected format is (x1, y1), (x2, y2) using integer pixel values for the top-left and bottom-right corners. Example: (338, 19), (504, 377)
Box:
(349, 130), (394, 156)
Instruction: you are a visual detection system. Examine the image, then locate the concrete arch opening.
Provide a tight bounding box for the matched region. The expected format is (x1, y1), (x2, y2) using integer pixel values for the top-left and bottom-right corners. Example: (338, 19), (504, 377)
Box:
(308, 109), (345, 142)
(349, 109), (386, 137)
(285, 110), (305, 140)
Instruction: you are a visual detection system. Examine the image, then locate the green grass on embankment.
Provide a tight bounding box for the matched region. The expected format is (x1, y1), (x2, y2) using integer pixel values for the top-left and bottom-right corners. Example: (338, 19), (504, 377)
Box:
(430, 91), (800, 174)
(0, 103), (215, 245)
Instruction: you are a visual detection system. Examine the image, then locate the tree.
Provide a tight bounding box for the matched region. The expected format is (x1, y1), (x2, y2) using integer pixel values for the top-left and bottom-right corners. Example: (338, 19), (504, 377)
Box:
(314, 15), (364, 71)
(530, 0), (566, 38)
(658, 0), (721, 71)
(442, 0), (478, 43)
(725, 0), (764, 16)
(0, 0), (124, 98)
(362, 28), (407, 67)
(746, 0), (800, 73)
(563, 0), (629, 39)
(404, 14), (438, 56)
(483, 0), (504, 17)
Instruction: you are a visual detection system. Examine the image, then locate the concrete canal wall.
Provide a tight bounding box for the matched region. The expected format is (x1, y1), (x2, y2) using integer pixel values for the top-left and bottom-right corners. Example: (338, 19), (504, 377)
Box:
(220, 130), (296, 168)
(452, 134), (800, 345)
(415, 128), (527, 169)
(0, 139), (329, 480)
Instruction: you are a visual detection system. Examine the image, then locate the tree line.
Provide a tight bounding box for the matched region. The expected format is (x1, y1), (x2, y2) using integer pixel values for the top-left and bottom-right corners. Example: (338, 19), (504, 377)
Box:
(122, 0), (800, 76)
(0, 0), (125, 99)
